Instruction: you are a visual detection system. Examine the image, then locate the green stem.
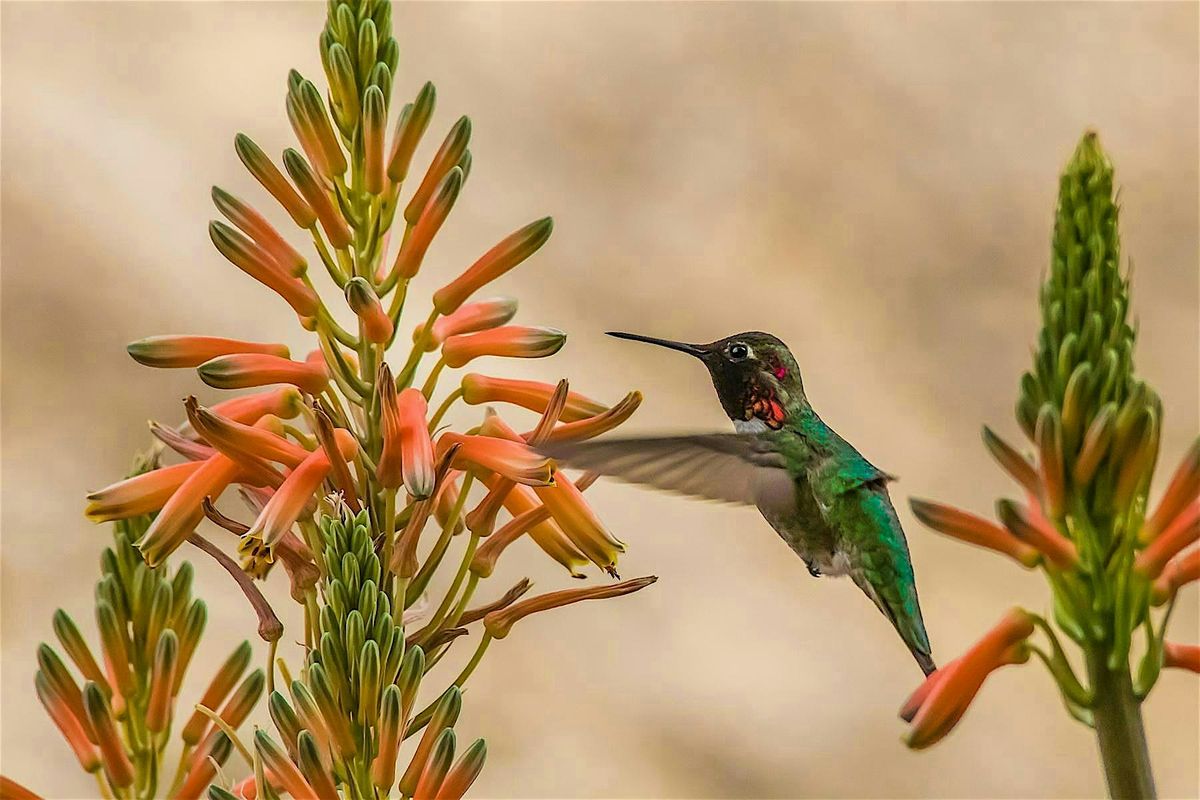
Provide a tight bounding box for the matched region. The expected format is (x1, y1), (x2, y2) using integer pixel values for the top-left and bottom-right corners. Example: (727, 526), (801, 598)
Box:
(1085, 648), (1156, 799)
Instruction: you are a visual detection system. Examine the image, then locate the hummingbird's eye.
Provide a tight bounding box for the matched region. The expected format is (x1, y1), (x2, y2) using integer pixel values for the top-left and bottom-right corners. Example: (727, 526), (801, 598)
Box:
(727, 342), (750, 361)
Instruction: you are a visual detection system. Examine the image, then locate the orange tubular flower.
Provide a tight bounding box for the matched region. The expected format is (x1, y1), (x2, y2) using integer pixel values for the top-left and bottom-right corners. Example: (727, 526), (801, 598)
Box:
(1134, 503), (1199, 578)
(432, 217), (553, 315)
(414, 297), (518, 350)
(206, 387), (304, 426)
(198, 353), (330, 396)
(483, 576), (657, 639)
(437, 433), (553, 486)
(212, 186), (307, 277)
(1142, 437), (1200, 543)
(535, 471), (625, 575)
(441, 326), (565, 369)
(126, 335), (290, 369)
(209, 221), (320, 317)
(900, 608), (1034, 749)
(460, 373), (607, 422)
(345, 278), (394, 344)
(85, 461), (204, 523)
(527, 391), (643, 444)
(82, 683), (135, 789)
(397, 389), (436, 498)
(392, 167), (463, 280)
(1163, 641), (1200, 673)
(0, 777), (43, 800)
(188, 400), (308, 470)
(255, 731), (318, 800)
(1152, 549), (1199, 604)
(473, 473), (597, 579)
(433, 471), (466, 535)
(234, 133), (316, 229)
(909, 499), (1042, 568)
(137, 452), (242, 567)
(995, 499), (1078, 569)
(35, 673), (99, 774)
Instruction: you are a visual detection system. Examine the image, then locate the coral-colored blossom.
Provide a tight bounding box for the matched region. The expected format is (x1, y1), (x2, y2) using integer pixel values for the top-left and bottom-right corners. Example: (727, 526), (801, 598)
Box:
(85, 461), (204, 523)
(484, 576), (656, 639)
(1142, 437), (1200, 542)
(1153, 549), (1199, 604)
(137, 453), (242, 567)
(0, 776), (43, 800)
(188, 400), (308, 470)
(378, 372), (435, 497)
(482, 477), (588, 577)
(528, 391), (643, 444)
(900, 608), (1034, 749)
(535, 471), (625, 575)
(1135, 503), (1199, 578)
(209, 221), (320, 317)
(413, 297), (518, 350)
(441, 326), (565, 369)
(996, 499), (1078, 569)
(345, 277), (393, 343)
(432, 217), (553, 314)
(127, 335), (290, 369)
(199, 353), (330, 395)
(392, 167), (463, 280)
(909, 498), (1041, 567)
(1163, 641), (1200, 673)
(35, 673), (99, 773)
(206, 387), (304, 427)
(282, 148), (352, 249)
(460, 373), (606, 422)
(437, 433), (553, 486)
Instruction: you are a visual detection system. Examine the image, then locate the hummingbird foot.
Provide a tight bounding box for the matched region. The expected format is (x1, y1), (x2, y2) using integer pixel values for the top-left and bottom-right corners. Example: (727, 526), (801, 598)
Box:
(805, 561), (822, 578)
(604, 565), (621, 579)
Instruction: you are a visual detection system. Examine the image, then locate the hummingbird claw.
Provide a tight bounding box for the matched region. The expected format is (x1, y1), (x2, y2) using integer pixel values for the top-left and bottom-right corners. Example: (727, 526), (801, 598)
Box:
(806, 562), (822, 578)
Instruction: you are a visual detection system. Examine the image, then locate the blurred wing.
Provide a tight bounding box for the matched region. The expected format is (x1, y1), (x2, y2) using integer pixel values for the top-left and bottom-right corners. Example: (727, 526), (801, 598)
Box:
(541, 434), (794, 507)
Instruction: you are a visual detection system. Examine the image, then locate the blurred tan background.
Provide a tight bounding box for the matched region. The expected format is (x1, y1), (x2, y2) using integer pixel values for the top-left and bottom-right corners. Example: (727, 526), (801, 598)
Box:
(2, 2), (1197, 797)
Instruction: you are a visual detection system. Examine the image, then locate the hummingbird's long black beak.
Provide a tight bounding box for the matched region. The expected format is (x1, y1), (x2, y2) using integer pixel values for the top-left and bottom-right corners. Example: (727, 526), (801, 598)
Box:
(605, 331), (708, 358)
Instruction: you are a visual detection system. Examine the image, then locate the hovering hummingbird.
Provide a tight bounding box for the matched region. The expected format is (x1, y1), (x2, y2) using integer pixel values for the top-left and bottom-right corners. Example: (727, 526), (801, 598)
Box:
(543, 331), (935, 675)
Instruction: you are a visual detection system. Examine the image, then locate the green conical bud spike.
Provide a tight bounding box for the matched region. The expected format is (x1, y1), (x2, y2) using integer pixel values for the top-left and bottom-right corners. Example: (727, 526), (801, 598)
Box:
(288, 680), (331, 749)
(334, 4), (356, 47)
(397, 645), (425, 719)
(174, 600), (207, 694)
(52, 610), (107, 689)
(319, 632), (350, 698)
(342, 553), (361, 599)
(268, 691), (303, 757)
(376, 615), (397, 671)
(357, 640), (382, 723)
(143, 582), (172, 664)
(327, 581), (348, 622)
(379, 38), (399, 76)
(371, 2), (392, 43)
(405, 116), (471, 225)
(1060, 363), (1093, 457)
(1035, 405), (1067, 520)
(287, 68), (304, 95)
(357, 19), (378, 88)
(363, 552), (381, 587)
(345, 610), (366, 661)
(367, 62), (392, 102)
(363, 85), (387, 195)
(308, 664), (357, 758)
(327, 43), (359, 134)
(359, 580), (379, 630)
(325, 546), (342, 581)
(170, 561), (194, 622)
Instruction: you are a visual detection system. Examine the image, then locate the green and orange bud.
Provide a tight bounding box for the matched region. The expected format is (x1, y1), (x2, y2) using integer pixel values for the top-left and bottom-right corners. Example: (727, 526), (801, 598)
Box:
(1142, 436), (1200, 543)
(296, 730), (338, 799)
(529, 391), (643, 444)
(981, 427), (1039, 496)
(212, 187), (307, 276)
(442, 326), (565, 369)
(1034, 406), (1066, 520)
(392, 167), (462, 280)
(127, 335), (290, 369)
(94, 605), (133, 700)
(282, 148), (353, 249)
(199, 353), (329, 396)
(325, 43), (359, 133)
(1163, 641), (1200, 673)
(413, 297), (518, 350)
(345, 277), (393, 343)
(433, 217), (553, 314)
(484, 575), (656, 639)
(255, 730), (317, 800)
(437, 738), (487, 800)
(51, 611), (106, 689)
(363, 85), (387, 195)
(194, 669), (265, 758)
(181, 641), (252, 745)
(995, 499), (1078, 570)
(900, 608), (1034, 749)
(398, 686), (461, 795)
(910, 499), (1041, 568)
(404, 116), (470, 225)
(287, 681), (334, 763)
(412, 728), (456, 800)
(370, 685), (403, 792)
(387, 82), (436, 183)
(234, 133), (316, 229)
(1134, 503), (1198, 579)
(1072, 403), (1117, 487)
(536, 471), (625, 575)
(35, 672), (99, 773)
(209, 221), (320, 317)
(295, 79), (347, 179)
(437, 433), (553, 486)
(85, 461), (202, 523)
(1152, 549), (1199, 605)
(145, 630), (178, 733)
(82, 682), (134, 788)
(176, 734), (232, 800)
(461, 373), (605, 422)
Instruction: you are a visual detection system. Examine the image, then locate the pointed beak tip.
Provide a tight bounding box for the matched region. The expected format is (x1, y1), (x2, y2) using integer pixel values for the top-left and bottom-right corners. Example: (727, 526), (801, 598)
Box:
(604, 331), (706, 357)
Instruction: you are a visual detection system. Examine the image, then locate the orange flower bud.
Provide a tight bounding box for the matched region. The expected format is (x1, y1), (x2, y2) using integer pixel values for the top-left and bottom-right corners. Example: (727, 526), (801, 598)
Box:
(1135, 503), (1199, 579)
(387, 81), (436, 183)
(345, 278), (393, 343)
(404, 116), (470, 225)
(393, 167), (463, 279)
(180, 641), (252, 745)
(137, 452), (242, 567)
(437, 433), (552, 486)
(209, 221), (319, 317)
(484, 576), (656, 639)
(1034, 406), (1066, 519)
(901, 608), (1033, 749)
(297, 730), (338, 799)
(192, 669), (265, 762)
(198, 353), (329, 396)
(909, 499), (1042, 568)
(1143, 437), (1200, 543)
(413, 297), (518, 350)
(255, 730), (318, 800)
(995, 499), (1078, 570)
(234, 133), (316, 228)
(1163, 641), (1200, 673)
(442, 326), (565, 369)
(0, 777), (43, 800)
(526, 391), (643, 444)
(85, 461), (203, 523)
(412, 728), (456, 800)
(436, 738), (486, 800)
(981, 426), (1040, 495)
(144, 631), (177, 733)
(1153, 549), (1199, 604)
(187, 400), (307, 470)
(363, 85), (387, 195)
(127, 335), (290, 369)
(51, 611), (106, 689)
(433, 217), (553, 315)
(535, 472), (625, 575)
(206, 387), (304, 426)
(212, 187), (307, 276)
(371, 686), (404, 793)
(398, 687), (461, 795)
(460, 373), (605, 422)
(379, 388), (435, 498)
(174, 734), (232, 800)
(82, 682), (134, 788)
(35, 672), (99, 773)
(282, 148), (353, 249)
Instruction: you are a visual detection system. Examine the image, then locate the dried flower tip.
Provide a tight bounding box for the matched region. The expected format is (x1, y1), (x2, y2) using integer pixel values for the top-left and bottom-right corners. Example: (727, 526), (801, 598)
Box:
(82, 682), (134, 788)
(461, 373), (605, 422)
(127, 335), (290, 369)
(345, 277), (393, 343)
(180, 641), (252, 745)
(433, 217), (554, 314)
(85, 461), (203, 523)
(412, 728), (456, 799)
(210, 221), (320, 316)
(282, 148), (353, 249)
(901, 608), (1033, 749)
(145, 630), (178, 733)
(460, 579), (533, 625)
(404, 116), (470, 225)
(255, 730), (318, 800)
(909, 499), (1041, 568)
(485, 576), (656, 639)
(393, 167), (463, 280)
(234, 133), (316, 228)
(1142, 436), (1200, 543)
(536, 471), (625, 573)
(387, 82), (436, 183)
(1163, 641), (1200, 673)
(212, 187), (307, 276)
(414, 297), (519, 350)
(438, 433), (553, 486)
(1134, 503), (1199, 579)
(198, 353), (329, 396)
(437, 738), (487, 800)
(528, 391), (643, 444)
(398, 687), (461, 795)
(995, 499), (1078, 570)
(35, 672), (99, 773)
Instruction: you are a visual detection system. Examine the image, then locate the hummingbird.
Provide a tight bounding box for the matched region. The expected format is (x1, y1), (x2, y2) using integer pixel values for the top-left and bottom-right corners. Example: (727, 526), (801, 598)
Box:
(543, 330), (936, 675)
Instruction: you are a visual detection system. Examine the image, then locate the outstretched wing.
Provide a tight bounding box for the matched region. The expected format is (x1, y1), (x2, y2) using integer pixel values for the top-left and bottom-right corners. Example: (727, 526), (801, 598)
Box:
(540, 434), (795, 508)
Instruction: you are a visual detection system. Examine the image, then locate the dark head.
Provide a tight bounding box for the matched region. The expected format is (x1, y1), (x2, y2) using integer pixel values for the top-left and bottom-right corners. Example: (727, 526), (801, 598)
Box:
(607, 330), (806, 429)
